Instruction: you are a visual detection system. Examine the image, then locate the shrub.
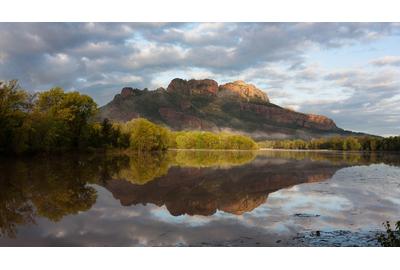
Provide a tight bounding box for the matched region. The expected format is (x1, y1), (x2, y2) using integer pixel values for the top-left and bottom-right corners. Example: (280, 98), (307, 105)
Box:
(377, 221), (400, 247)
(174, 131), (258, 150)
(122, 118), (169, 152)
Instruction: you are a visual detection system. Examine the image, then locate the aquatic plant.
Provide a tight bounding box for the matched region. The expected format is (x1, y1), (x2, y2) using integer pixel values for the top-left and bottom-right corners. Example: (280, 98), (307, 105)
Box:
(377, 221), (400, 247)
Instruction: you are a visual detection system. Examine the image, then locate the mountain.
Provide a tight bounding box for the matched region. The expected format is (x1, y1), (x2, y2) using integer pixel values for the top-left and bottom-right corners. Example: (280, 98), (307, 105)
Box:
(98, 78), (359, 139)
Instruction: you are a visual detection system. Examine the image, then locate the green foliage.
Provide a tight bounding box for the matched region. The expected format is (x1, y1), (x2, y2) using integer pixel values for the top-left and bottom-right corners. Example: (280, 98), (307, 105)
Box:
(174, 131), (258, 150)
(259, 136), (400, 151)
(0, 80), (264, 155)
(0, 80), (132, 154)
(0, 156), (98, 237)
(0, 80), (30, 153)
(112, 152), (171, 185)
(34, 88), (98, 148)
(377, 221), (400, 247)
(122, 118), (169, 151)
(173, 150), (256, 168)
(88, 119), (129, 149)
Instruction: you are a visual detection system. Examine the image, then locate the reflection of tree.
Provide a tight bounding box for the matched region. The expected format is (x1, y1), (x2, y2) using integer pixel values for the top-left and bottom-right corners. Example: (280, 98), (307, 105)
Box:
(104, 156), (345, 216)
(2, 150), (399, 238)
(0, 184), (35, 238)
(33, 184), (97, 222)
(172, 150), (256, 168)
(0, 156), (98, 237)
(110, 150), (257, 184)
(104, 150), (400, 216)
(112, 152), (172, 185)
(257, 150), (400, 166)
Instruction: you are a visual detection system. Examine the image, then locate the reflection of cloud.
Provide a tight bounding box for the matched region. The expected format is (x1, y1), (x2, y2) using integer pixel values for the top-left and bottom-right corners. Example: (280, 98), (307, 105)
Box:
(258, 164), (400, 232)
(1, 154), (400, 246)
(7, 164), (399, 246)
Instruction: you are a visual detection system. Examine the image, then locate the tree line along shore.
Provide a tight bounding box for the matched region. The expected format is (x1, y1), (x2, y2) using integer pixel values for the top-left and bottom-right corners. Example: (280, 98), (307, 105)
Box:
(1, 80), (399, 155)
(258, 136), (400, 151)
(0, 80), (257, 155)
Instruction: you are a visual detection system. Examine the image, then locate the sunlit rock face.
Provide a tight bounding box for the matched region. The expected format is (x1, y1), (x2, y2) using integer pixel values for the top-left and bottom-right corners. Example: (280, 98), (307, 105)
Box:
(167, 78), (219, 96)
(98, 77), (358, 139)
(218, 80), (269, 103)
(238, 103), (338, 131)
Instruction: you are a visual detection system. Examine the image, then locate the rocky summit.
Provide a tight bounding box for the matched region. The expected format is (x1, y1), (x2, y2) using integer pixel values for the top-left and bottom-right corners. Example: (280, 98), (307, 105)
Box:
(98, 78), (357, 139)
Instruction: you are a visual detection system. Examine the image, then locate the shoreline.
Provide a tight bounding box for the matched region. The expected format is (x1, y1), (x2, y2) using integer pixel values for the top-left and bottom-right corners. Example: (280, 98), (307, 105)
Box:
(186, 230), (382, 247)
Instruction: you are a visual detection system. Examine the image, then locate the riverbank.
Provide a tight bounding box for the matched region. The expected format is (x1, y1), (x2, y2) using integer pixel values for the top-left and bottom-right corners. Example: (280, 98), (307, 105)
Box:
(186, 230), (381, 247)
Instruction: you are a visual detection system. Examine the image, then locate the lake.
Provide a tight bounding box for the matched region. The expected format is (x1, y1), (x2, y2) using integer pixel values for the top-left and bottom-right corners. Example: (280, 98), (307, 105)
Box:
(0, 150), (399, 246)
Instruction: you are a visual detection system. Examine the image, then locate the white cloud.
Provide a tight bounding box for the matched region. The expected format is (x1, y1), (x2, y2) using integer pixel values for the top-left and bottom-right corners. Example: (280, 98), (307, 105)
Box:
(370, 55), (400, 67)
(0, 22), (400, 135)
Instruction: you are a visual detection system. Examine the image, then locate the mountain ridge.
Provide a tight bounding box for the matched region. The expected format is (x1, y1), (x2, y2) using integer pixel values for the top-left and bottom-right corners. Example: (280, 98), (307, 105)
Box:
(98, 78), (363, 139)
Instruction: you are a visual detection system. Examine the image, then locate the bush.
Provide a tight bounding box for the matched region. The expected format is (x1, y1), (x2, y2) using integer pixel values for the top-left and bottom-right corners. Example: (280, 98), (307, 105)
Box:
(258, 135), (400, 151)
(174, 131), (258, 150)
(122, 118), (169, 152)
(1, 80), (258, 154)
(377, 221), (400, 247)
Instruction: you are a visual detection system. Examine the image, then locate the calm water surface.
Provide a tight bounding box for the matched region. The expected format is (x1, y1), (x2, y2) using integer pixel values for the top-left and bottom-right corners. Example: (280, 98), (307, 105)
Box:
(0, 150), (399, 246)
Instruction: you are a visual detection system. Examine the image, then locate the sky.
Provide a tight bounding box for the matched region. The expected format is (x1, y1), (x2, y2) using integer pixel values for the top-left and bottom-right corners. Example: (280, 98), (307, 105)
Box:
(0, 22), (400, 136)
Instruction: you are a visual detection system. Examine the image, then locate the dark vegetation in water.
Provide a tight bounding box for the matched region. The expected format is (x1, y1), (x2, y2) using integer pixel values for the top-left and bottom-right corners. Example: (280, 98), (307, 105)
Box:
(377, 221), (400, 247)
(0, 80), (257, 155)
(259, 136), (400, 151)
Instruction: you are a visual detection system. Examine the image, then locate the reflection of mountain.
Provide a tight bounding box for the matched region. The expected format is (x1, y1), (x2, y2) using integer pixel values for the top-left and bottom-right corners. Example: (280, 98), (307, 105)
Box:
(1, 150), (399, 238)
(104, 157), (346, 216)
(104, 150), (400, 216)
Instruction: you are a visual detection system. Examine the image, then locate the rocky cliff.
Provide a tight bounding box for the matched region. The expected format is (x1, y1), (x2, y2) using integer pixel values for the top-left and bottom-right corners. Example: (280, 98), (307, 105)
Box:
(99, 78), (355, 139)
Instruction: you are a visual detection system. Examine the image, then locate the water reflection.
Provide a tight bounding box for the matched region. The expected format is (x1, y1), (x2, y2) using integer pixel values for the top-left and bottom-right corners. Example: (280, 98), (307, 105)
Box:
(0, 150), (399, 243)
(105, 151), (346, 216)
(0, 157), (98, 238)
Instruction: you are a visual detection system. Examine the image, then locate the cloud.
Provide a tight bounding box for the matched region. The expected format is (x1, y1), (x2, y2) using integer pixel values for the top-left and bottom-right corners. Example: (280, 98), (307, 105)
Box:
(370, 56), (400, 67)
(0, 22), (400, 135)
(295, 67), (400, 135)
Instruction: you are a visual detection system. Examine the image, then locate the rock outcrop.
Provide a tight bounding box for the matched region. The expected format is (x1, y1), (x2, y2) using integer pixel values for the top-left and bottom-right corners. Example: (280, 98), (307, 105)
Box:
(239, 103), (337, 131)
(167, 78), (269, 103)
(219, 80), (269, 103)
(158, 107), (217, 130)
(98, 77), (356, 139)
(167, 78), (219, 96)
(120, 87), (142, 98)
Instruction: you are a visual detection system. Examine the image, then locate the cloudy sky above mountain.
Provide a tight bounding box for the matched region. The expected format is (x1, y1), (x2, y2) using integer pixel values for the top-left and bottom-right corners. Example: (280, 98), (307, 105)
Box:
(1, 22), (399, 136)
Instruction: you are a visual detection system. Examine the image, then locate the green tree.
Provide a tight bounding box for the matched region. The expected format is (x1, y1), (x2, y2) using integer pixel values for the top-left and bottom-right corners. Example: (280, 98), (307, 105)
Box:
(0, 80), (30, 153)
(34, 88), (97, 148)
(122, 118), (169, 151)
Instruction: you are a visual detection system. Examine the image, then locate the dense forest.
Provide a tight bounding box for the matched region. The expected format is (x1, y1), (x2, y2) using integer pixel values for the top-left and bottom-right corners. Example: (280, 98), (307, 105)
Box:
(258, 136), (400, 151)
(0, 80), (257, 154)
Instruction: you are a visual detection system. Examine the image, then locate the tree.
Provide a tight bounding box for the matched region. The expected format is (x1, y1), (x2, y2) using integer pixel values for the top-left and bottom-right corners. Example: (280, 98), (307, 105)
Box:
(174, 131), (258, 150)
(122, 118), (169, 151)
(345, 137), (362, 150)
(0, 80), (30, 153)
(34, 88), (98, 148)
